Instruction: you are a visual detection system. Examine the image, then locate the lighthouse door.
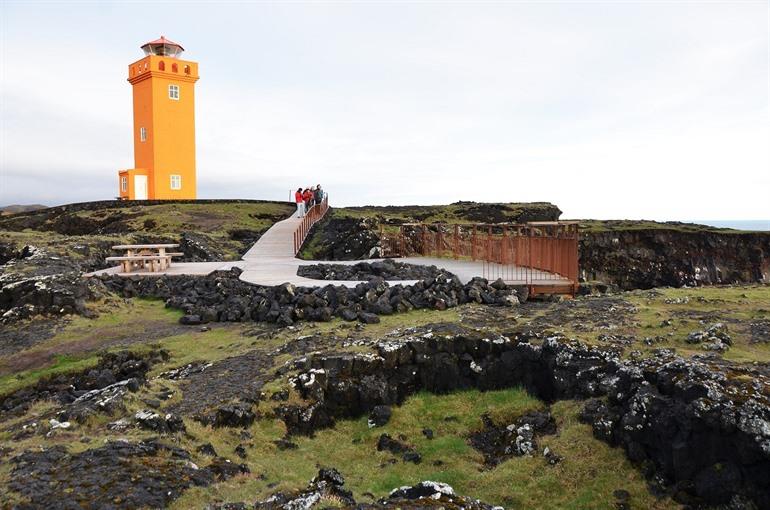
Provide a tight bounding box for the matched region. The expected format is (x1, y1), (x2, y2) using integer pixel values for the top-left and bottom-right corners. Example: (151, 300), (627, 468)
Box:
(134, 175), (148, 200)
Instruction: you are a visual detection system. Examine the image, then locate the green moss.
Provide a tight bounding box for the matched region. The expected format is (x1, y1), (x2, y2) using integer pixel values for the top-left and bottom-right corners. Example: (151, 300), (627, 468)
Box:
(0, 354), (100, 396)
(172, 390), (678, 509)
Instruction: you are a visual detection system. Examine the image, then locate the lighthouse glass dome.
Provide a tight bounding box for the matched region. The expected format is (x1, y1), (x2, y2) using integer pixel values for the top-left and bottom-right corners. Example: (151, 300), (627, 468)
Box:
(141, 36), (184, 58)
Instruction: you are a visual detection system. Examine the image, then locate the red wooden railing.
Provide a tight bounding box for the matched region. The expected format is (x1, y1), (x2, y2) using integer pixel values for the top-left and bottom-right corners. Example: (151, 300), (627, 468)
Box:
(380, 222), (579, 293)
(293, 195), (329, 255)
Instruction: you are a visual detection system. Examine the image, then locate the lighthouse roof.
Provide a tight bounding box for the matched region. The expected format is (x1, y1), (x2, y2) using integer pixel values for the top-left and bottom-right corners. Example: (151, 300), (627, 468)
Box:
(141, 36), (185, 57)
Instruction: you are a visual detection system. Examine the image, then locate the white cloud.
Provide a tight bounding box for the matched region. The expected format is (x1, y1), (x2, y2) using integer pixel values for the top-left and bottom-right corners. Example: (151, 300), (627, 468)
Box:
(0, 1), (767, 220)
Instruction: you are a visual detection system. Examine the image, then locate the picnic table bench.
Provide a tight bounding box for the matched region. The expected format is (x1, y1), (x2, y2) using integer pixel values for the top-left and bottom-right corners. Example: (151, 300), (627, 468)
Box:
(106, 244), (184, 273)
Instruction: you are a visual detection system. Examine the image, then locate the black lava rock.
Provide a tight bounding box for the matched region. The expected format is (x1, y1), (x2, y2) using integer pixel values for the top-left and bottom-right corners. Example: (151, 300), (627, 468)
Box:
(180, 314), (203, 325)
(358, 312), (380, 324)
(196, 443), (218, 457)
(368, 405), (392, 427)
(8, 440), (243, 509)
(279, 327), (770, 508)
(211, 403), (256, 428)
(376, 434), (411, 455)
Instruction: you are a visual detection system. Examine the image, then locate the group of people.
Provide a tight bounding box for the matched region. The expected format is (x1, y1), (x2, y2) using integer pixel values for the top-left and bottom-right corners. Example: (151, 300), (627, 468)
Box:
(294, 185), (324, 218)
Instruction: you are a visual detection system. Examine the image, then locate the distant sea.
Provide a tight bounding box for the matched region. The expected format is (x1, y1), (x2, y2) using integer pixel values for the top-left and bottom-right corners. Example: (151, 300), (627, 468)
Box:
(691, 220), (770, 231)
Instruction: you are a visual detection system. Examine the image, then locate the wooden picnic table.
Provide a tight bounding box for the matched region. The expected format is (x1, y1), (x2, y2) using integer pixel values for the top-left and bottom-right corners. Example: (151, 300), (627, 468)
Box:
(107, 244), (183, 273)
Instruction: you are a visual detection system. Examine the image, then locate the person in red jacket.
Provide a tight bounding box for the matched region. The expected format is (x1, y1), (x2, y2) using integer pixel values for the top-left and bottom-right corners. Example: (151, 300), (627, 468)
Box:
(295, 187), (305, 218)
(303, 188), (314, 210)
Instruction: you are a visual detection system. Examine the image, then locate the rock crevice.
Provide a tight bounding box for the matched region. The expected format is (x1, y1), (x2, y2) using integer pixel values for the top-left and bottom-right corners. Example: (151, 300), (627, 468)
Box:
(278, 328), (770, 507)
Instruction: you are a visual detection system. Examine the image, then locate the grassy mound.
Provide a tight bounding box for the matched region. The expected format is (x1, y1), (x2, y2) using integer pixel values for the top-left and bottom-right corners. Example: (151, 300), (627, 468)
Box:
(0, 200), (295, 264)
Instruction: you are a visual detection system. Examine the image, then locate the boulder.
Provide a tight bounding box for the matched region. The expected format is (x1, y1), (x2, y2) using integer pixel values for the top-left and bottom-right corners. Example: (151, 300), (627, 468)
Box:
(368, 405), (392, 428)
(211, 403), (256, 428)
(180, 314), (203, 325)
(134, 410), (186, 433)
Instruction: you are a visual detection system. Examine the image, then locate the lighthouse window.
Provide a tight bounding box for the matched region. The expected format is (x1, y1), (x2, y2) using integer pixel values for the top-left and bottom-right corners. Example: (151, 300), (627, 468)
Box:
(140, 127), (147, 142)
(158, 61), (165, 71)
(168, 84), (179, 100)
(120, 176), (128, 193)
(170, 175), (182, 190)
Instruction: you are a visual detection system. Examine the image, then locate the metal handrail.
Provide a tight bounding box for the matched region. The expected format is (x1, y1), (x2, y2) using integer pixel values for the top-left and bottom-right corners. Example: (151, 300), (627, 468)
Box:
(293, 195), (329, 255)
(380, 221), (579, 293)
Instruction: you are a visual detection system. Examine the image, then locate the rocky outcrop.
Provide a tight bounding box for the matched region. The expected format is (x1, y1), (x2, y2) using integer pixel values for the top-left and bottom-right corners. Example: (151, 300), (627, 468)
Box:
(379, 481), (501, 510)
(179, 231), (225, 261)
(194, 403), (257, 428)
(580, 229), (770, 290)
(215, 468), (501, 510)
(0, 349), (168, 419)
(9, 440), (248, 509)
(469, 411), (556, 466)
(253, 468), (356, 509)
(99, 269), (521, 327)
(276, 326), (770, 507)
(351, 201), (562, 225)
(0, 246), (106, 324)
(299, 215), (382, 260)
(134, 409), (186, 433)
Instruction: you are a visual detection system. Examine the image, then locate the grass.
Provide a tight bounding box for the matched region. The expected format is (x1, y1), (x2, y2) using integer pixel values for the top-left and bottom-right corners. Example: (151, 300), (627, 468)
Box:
(0, 355), (101, 397)
(329, 202), (560, 224)
(0, 230), (131, 263)
(0, 201), (295, 261)
(5, 283), (764, 401)
(547, 286), (770, 363)
(625, 286), (770, 362)
(4, 286), (764, 508)
(172, 389), (678, 509)
(0, 298), (183, 394)
(0, 298), (460, 399)
(576, 219), (764, 234)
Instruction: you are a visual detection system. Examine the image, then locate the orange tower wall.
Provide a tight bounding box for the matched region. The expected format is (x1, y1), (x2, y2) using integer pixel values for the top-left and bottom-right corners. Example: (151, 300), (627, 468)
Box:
(119, 55), (199, 200)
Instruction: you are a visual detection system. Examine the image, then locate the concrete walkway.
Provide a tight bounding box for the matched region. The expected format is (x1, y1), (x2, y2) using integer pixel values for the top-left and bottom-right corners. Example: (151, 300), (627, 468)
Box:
(239, 211), (418, 287)
(86, 210), (569, 288)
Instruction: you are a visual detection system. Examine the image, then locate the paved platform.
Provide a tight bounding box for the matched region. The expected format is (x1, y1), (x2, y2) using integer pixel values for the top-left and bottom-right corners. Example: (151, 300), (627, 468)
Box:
(398, 257), (570, 286)
(86, 210), (571, 289)
(86, 261), (245, 277)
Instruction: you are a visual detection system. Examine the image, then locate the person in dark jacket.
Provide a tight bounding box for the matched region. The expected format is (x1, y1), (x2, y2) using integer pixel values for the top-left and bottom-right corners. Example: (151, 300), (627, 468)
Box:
(314, 185), (324, 205)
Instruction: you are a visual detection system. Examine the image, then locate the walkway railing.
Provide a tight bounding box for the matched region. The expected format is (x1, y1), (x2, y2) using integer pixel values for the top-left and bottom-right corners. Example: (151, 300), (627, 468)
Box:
(380, 222), (579, 292)
(293, 195), (329, 255)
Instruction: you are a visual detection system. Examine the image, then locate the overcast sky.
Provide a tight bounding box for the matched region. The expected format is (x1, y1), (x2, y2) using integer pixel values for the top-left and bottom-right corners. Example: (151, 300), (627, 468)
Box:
(1, 1), (768, 220)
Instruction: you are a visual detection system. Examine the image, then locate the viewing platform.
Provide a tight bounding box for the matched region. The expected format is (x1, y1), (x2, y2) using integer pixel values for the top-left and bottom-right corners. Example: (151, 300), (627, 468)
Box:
(86, 197), (578, 295)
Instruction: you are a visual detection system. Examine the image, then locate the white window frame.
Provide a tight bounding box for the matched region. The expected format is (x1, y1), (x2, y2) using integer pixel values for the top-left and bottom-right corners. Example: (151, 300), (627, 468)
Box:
(120, 176), (128, 192)
(139, 127), (147, 142)
(170, 174), (182, 190)
(168, 84), (180, 100)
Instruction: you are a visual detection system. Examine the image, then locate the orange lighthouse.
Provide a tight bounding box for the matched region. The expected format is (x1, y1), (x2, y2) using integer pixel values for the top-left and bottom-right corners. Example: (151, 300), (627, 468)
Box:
(118, 36), (199, 200)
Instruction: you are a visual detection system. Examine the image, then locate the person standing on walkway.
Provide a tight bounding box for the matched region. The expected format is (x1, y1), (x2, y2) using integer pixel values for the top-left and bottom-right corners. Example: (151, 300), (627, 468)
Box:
(295, 187), (305, 218)
(314, 184), (324, 205)
(303, 188), (313, 210)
